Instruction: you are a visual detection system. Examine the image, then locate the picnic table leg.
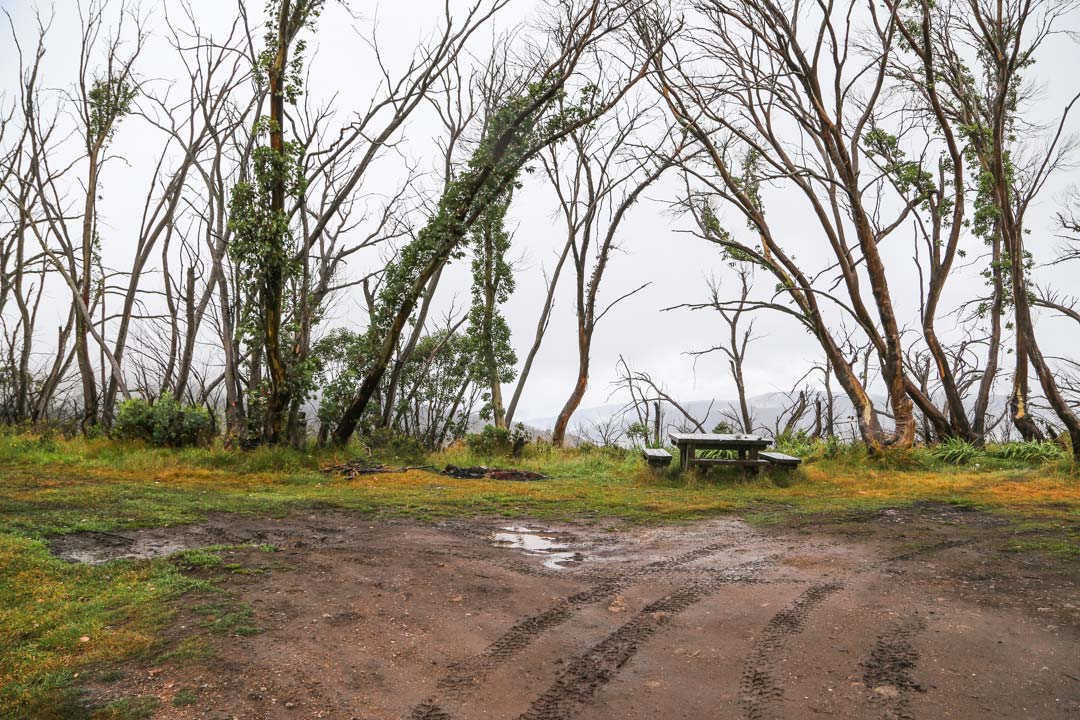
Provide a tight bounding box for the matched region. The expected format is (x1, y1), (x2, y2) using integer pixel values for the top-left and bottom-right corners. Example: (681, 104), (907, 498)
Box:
(687, 443), (696, 471)
(748, 447), (760, 476)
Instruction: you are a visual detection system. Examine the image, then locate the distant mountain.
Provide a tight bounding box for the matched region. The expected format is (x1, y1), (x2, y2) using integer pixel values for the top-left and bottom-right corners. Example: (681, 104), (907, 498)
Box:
(519, 391), (1011, 443)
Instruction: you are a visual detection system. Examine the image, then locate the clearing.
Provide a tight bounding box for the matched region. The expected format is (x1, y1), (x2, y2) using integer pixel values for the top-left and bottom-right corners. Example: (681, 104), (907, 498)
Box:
(2, 438), (1079, 719)
(55, 505), (1079, 719)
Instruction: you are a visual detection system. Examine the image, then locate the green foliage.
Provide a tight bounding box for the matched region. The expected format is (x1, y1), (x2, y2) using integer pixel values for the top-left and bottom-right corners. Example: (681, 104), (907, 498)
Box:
(254, 1), (326, 102)
(466, 191), (518, 421)
(313, 328), (373, 431)
(310, 325), (481, 449)
(626, 421), (650, 447)
(930, 437), (980, 465)
(112, 393), (213, 448)
(695, 173), (763, 270)
(773, 430), (817, 457)
(863, 127), (937, 204)
(987, 441), (1065, 463)
(362, 427), (426, 464)
(87, 75), (136, 146)
(393, 330), (478, 447)
(464, 423), (530, 457)
(227, 129), (312, 404)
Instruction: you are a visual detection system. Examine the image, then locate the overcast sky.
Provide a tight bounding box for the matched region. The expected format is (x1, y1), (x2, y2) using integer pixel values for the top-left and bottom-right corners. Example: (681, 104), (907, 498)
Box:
(2, 0), (1078, 428)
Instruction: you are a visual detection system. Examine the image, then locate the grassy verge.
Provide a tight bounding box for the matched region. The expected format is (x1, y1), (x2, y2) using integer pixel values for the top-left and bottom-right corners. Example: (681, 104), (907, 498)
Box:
(0, 432), (1077, 717)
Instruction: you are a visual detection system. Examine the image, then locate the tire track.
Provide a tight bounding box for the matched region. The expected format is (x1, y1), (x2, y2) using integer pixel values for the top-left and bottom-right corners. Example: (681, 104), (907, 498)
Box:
(405, 547), (774, 719)
(738, 581), (844, 720)
(515, 556), (780, 720)
(862, 615), (926, 719)
(882, 539), (971, 564)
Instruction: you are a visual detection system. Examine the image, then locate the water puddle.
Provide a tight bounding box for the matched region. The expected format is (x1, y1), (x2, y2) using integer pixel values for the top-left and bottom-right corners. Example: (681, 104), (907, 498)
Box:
(491, 526), (583, 569)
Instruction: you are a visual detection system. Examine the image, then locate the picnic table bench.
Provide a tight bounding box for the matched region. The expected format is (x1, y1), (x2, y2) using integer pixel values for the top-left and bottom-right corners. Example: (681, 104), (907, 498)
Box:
(668, 432), (801, 473)
(642, 447), (673, 467)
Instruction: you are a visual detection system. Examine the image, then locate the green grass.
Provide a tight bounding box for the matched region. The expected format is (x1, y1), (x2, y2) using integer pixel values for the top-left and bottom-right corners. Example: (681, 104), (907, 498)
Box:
(88, 695), (160, 720)
(170, 687), (197, 707)
(192, 600), (258, 637)
(0, 432), (1076, 718)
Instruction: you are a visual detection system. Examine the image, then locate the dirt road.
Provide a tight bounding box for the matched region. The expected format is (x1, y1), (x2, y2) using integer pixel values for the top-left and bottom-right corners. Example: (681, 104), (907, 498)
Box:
(63, 504), (1079, 719)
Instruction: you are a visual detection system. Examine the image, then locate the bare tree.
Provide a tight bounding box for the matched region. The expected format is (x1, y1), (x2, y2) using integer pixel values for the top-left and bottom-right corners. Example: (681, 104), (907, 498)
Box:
(670, 268), (758, 433)
(331, 0), (680, 445)
(545, 102), (681, 446)
(641, 0), (929, 451)
(912, 0), (1080, 454)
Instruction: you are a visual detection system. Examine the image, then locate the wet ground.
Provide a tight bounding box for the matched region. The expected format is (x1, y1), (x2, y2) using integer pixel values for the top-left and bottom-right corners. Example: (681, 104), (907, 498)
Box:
(58, 505), (1080, 719)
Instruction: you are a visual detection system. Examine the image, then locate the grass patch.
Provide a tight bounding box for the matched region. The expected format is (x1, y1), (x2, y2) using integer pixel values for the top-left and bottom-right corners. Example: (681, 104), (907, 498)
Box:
(89, 695), (160, 720)
(156, 636), (213, 665)
(0, 534), (209, 718)
(170, 687), (198, 707)
(192, 600), (258, 637)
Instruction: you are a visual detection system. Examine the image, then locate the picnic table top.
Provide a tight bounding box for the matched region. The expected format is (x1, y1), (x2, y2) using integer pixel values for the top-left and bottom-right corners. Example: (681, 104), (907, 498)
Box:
(668, 432), (771, 448)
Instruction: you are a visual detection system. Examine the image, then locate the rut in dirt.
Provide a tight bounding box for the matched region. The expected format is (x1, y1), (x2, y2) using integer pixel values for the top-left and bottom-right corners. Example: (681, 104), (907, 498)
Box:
(515, 556), (780, 720)
(861, 615), (927, 719)
(737, 581), (845, 720)
(405, 540), (774, 720)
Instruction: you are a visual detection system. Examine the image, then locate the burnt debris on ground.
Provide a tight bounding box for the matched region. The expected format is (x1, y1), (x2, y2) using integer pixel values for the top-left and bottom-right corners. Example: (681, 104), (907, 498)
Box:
(441, 465), (546, 481)
(318, 459), (546, 481)
(319, 458), (438, 478)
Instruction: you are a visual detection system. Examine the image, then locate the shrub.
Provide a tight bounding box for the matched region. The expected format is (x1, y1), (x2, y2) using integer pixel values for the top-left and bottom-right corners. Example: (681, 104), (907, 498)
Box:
(112, 393), (214, 447)
(361, 427), (426, 463)
(465, 423), (530, 457)
(773, 430), (817, 457)
(930, 437), (979, 465)
(987, 440), (1065, 463)
(823, 434), (844, 459)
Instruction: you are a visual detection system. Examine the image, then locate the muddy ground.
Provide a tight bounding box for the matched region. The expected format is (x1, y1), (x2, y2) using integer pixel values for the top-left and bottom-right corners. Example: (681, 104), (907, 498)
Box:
(56, 504), (1079, 720)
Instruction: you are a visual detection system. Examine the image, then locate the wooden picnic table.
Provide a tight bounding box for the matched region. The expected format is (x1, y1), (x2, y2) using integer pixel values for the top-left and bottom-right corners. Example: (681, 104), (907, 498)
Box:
(669, 432), (772, 471)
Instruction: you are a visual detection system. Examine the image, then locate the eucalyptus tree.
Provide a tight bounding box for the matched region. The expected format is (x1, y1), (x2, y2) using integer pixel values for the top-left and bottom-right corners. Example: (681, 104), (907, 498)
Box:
(15, 1), (144, 430)
(0, 15), (56, 423)
(99, 5), (253, 425)
(669, 269), (759, 434)
(465, 191), (517, 428)
(462, 44), (524, 430)
(223, 0), (512, 445)
(227, 0), (325, 444)
(330, 0), (681, 445)
(896, 0), (1080, 454)
(643, 0), (938, 451)
(380, 56), (481, 429)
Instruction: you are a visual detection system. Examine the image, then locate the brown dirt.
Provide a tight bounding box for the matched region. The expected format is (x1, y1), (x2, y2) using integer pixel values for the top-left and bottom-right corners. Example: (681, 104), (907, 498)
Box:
(71, 505), (1079, 720)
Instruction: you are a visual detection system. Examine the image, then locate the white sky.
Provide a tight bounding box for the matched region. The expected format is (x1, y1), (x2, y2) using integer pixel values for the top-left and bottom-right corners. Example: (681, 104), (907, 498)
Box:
(2, 0), (1078, 427)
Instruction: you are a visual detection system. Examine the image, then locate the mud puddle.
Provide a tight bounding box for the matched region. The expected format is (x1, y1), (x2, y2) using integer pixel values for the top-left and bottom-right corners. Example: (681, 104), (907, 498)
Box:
(491, 525), (583, 569)
(48, 513), (369, 564)
(52, 530), (203, 564)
